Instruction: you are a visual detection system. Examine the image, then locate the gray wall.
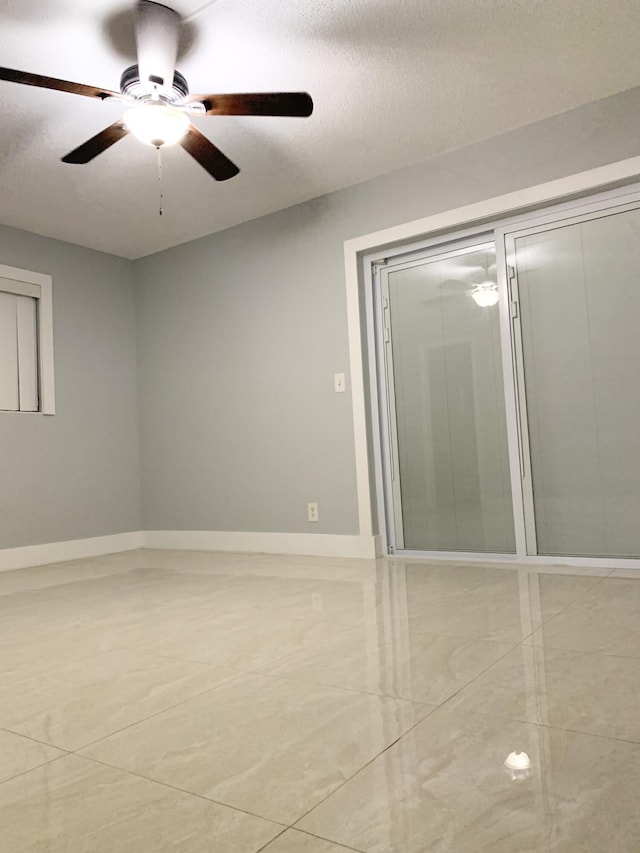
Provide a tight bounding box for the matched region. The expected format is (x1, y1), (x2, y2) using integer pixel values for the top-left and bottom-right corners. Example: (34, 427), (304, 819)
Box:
(0, 227), (140, 548)
(135, 86), (640, 536)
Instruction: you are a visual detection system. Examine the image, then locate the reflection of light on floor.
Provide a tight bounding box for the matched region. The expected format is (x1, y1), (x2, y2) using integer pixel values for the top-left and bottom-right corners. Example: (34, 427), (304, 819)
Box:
(504, 750), (532, 782)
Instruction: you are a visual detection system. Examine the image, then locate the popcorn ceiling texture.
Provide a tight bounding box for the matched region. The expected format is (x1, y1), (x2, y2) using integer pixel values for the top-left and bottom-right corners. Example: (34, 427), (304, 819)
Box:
(0, 0), (640, 258)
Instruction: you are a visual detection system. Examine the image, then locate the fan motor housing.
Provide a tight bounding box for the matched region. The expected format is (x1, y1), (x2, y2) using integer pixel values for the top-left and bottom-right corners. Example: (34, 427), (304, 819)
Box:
(120, 64), (189, 103)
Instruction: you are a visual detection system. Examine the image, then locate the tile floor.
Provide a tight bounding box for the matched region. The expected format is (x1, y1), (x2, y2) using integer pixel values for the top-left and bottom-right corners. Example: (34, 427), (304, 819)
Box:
(1, 549), (639, 851)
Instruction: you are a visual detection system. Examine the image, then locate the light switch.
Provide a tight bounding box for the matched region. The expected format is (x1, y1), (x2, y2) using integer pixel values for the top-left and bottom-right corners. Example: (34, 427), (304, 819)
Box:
(334, 373), (346, 393)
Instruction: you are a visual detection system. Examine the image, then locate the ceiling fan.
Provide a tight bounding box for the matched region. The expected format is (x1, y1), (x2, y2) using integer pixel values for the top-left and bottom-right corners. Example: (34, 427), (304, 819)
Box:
(0, 0), (313, 182)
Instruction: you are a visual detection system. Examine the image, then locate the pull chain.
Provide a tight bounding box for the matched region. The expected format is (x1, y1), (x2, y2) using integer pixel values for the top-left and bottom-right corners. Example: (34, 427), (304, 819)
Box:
(156, 145), (164, 216)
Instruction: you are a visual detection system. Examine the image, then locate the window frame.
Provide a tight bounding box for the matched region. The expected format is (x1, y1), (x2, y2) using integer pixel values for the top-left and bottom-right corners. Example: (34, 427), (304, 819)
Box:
(0, 263), (55, 415)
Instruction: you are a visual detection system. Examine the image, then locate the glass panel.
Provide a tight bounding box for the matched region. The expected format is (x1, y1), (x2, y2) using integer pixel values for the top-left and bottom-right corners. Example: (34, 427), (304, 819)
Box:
(387, 245), (515, 553)
(516, 207), (640, 557)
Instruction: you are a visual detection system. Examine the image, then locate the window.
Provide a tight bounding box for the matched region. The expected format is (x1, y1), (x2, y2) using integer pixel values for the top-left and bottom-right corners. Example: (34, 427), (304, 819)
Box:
(0, 264), (55, 414)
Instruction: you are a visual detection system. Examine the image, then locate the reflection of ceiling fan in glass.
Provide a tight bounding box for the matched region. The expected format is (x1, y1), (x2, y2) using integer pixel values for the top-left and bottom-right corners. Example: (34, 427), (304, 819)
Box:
(438, 256), (499, 308)
(470, 281), (499, 307)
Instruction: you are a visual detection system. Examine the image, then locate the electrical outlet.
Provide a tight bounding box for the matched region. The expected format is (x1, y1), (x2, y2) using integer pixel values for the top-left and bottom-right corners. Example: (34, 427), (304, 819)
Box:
(307, 502), (319, 522)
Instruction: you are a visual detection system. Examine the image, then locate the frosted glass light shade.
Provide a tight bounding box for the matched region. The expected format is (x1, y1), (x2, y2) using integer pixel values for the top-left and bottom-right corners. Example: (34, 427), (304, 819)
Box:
(124, 104), (189, 147)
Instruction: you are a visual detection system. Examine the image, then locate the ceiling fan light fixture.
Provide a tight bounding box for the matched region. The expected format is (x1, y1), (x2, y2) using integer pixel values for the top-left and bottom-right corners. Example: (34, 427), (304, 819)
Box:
(471, 281), (499, 308)
(123, 103), (189, 147)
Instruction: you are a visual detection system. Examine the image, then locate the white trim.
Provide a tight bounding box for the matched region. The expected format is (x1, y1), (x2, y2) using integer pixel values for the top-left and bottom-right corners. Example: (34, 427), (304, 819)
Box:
(345, 156), (640, 555)
(393, 550), (640, 572)
(0, 262), (55, 415)
(0, 531), (142, 572)
(345, 244), (373, 539)
(0, 529), (381, 572)
(1, 530), (636, 573)
(344, 158), (640, 258)
(142, 530), (382, 559)
(365, 262), (390, 552)
(0, 279), (40, 299)
(495, 234), (529, 557)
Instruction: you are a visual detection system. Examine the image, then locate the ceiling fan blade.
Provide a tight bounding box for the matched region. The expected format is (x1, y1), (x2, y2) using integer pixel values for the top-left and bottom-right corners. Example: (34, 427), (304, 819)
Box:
(439, 279), (470, 292)
(0, 67), (119, 101)
(135, 0), (180, 94)
(61, 121), (129, 164)
(188, 92), (313, 118)
(179, 124), (239, 181)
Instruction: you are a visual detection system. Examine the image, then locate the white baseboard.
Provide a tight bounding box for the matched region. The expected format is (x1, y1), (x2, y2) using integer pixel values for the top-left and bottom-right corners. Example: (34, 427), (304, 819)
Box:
(0, 529), (381, 572)
(0, 531), (143, 572)
(142, 530), (382, 559)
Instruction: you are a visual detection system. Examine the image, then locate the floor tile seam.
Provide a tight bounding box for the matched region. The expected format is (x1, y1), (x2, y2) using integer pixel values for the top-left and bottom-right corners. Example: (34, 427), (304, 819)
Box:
(513, 638), (640, 663)
(0, 723), (74, 753)
(252, 662), (509, 710)
(392, 626), (520, 651)
(237, 667), (438, 707)
(0, 751), (69, 788)
(69, 751), (290, 829)
(431, 703), (640, 747)
(0, 653), (249, 734)
(263, 827), (366, 853)
(397, 624), (527, 644)
(405, 570), (613, 611)
(67, 671), (250, 753)
(114, 642), (350, 680)
(63, 644), (433, 836)
(293, 828), (366, 852)
(430, 639), (526, 714)
(254, 827), (289, 852)
(534, 720), (640, 747)
(244, 625), (368, 675)
(542, 575), (615, 617)
(539, 597), (640, 619)
(112, 642), (254, 670)
(250, 665), (394, 700)
(525, 572), (633, 631)
(0, 575), (138, 604)
(289, 702), (441, 831)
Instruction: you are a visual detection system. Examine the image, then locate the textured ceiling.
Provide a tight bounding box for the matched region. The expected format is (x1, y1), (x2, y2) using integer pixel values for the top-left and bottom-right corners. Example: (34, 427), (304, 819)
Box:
(1, 0), (640, 258)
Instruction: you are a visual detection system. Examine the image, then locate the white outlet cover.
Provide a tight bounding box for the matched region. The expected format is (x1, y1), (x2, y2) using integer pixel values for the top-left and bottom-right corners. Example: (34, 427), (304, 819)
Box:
(334, 373), (346, 393)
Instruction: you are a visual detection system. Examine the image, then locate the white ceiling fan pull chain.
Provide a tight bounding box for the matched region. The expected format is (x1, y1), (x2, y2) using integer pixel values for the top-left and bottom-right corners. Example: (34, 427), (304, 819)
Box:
(156, 144), (163, 216)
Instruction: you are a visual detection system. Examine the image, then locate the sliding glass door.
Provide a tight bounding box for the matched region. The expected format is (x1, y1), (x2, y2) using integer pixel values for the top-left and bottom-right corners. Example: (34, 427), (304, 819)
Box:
(508, 204), (640, 558)
(377, 193), (640, 561)
(380, 241), (516, 554)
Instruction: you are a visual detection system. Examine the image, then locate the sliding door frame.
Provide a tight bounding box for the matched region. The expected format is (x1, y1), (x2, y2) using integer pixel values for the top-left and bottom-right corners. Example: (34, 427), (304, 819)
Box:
(375, 237), (510, 555)
(364, 178), (640, 566)
(498, 193), (640, 557)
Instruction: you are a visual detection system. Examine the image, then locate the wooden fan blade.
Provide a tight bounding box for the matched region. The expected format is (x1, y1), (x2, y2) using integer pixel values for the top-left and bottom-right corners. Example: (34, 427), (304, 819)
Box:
(0, 67), (119, 101)
(180, 124), (239, 181)
(188, 92), (313, 118)
(62, 121), (129, 164)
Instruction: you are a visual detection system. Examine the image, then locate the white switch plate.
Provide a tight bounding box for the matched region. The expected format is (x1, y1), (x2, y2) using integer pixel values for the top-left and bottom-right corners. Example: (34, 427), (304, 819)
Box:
(334, 373), (346, 393)
(307, 502), (319, 522)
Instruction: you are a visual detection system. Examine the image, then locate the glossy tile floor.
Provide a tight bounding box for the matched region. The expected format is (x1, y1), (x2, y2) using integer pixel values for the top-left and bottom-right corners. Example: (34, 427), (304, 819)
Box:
(1, 549), (639, 851)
